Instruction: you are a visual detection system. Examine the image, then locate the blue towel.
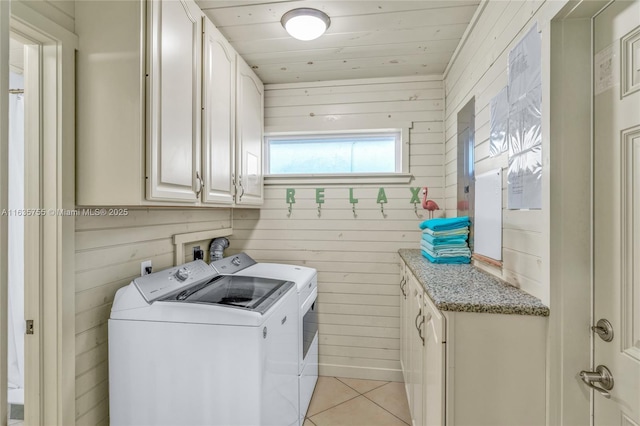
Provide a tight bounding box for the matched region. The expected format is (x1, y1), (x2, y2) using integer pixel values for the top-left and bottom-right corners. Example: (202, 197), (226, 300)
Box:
(421, 241), (471, 258)
(422, 227), (469, 237)
(419, 216), (470, 231)
(421, 239), (468, 252)
(421, 250), (471, 264)
(422, 233), (468, 246)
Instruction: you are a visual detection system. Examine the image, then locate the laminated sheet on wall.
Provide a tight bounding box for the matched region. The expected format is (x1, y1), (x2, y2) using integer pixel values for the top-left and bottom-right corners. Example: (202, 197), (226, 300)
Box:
(507, 24), (542, 210)
(489, 86), (509, 157)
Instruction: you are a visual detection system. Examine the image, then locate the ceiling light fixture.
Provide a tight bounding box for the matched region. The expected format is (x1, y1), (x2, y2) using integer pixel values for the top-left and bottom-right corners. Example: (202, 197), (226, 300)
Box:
(281, 8), (330, 41)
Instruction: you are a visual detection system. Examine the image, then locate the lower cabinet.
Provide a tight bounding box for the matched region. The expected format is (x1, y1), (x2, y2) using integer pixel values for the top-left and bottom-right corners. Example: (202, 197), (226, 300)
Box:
(400, 261), (546, 426)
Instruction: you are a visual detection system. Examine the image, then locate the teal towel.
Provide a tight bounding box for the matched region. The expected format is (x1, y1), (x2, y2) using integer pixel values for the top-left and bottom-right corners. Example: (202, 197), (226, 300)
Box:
(419, 216), (470, 231)
(423, 227), (469, 238)
(421, 241), (471, 258)
(422, 250), (470, 264)
(421, 239), (468, 252)
(422, 233), (468, 246)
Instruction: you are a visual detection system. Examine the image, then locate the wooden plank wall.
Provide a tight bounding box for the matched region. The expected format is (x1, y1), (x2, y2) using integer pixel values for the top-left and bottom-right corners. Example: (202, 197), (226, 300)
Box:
(15, 0), (75, 33)
(229, 76), (445, 381)
(74, 209), (231, 425)
(443, 0), (551, 304)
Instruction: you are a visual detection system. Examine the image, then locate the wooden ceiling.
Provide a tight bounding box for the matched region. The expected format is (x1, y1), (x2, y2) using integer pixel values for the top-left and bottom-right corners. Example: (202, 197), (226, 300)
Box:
(197, 0), (480, 84)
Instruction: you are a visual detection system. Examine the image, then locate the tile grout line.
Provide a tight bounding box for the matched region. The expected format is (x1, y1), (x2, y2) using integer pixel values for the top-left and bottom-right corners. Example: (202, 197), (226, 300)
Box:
(307, 392), (362, 420)
(362, 392), (411, 426)
(307, 377), (410, 425)
(335, 377), (390, 395)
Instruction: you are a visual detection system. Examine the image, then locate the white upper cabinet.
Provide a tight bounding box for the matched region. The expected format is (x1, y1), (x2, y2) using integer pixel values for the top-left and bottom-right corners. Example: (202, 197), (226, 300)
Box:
(235, 57), (264, 206)
(147, 0), (203, 202)
(76, 0), (146, 206)
(202, 18), (235, 205)
(76, 1), (264, 207)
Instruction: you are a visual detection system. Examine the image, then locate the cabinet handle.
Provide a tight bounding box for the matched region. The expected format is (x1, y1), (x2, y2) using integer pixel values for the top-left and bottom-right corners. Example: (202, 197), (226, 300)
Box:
(195, 171), (204, 196)
(415, 309), (425, 345)
(418, 313), (430, 346)
(238, 176), (245, 200)
(231, 173), (237, 197)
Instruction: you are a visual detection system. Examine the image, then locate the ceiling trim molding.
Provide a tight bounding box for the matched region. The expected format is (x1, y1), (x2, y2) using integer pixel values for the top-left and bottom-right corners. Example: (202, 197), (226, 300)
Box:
(266, 74), (443, 91)
(443, 0), (489, 80)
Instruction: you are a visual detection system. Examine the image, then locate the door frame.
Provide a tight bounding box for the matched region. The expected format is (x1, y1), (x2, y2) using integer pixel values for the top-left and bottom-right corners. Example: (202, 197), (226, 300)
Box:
(0, 2), (76, 424)
(547, 1), (610, 425)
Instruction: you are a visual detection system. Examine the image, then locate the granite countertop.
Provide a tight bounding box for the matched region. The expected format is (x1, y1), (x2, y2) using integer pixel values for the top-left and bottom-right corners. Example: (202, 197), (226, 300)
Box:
(399, 249), (549, 317)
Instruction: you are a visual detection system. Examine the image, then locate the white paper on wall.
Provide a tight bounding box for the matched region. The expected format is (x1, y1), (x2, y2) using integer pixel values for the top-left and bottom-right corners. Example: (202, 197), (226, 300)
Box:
(474, 168), (502, 261)
(507, 24), (542, 210)
(490, 86), (509, 157)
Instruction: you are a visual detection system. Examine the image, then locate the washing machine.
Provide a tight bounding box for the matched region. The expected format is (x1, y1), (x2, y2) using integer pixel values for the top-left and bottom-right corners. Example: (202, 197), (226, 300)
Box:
(108, 258), (299, 426)
(212, 253), (318, 424)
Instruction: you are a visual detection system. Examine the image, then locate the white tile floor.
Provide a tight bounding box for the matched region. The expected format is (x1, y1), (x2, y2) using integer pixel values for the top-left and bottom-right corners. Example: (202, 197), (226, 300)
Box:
(304, 377), (411, 426)
(6, 377), (409, 426)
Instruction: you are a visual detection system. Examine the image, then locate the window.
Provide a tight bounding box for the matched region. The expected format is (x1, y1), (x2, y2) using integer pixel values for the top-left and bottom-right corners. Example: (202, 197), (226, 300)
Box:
(265, 131), (403, 175)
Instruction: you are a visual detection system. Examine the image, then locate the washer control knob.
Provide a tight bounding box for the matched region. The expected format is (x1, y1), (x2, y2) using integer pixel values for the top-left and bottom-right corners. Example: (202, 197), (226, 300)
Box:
(174, 267), (189, 282)
(231, 257), (241, 266)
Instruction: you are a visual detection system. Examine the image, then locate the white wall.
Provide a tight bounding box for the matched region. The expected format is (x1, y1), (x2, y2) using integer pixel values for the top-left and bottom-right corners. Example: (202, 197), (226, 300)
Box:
(444, 0), (550, 304)
(74, 209), (231, 425)
(229, 76), (445, 381)
(444, 2), (595, 423)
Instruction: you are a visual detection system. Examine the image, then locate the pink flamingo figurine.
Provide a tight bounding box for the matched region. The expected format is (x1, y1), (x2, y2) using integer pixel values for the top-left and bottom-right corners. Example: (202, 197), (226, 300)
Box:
(422, 186), (439, 218)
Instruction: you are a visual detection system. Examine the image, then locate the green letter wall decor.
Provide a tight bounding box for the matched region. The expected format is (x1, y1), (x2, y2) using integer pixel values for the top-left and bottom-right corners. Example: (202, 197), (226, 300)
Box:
(376, 188), (388, 204)
(286, 188), (296, 204)
(349, 188), (358, 204)
(316, 188), (325, 204)
(409, 187), (421, 204)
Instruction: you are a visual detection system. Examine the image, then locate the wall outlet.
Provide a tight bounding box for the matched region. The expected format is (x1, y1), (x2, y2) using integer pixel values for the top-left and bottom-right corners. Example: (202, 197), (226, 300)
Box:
(193, 246), (204, 261)
(141, 260), (152, 276)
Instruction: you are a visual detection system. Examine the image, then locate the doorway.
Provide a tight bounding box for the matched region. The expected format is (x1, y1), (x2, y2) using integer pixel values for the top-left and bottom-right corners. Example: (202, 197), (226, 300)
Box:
(549, 0), (640, 424)
(7, 34), (25, 425)
(1, 4), (77, 424)
(6, 29), (42, 426)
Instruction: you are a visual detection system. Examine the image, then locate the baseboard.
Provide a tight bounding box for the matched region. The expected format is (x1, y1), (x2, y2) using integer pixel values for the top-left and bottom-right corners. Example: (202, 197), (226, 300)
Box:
(319, 363), (403, 382)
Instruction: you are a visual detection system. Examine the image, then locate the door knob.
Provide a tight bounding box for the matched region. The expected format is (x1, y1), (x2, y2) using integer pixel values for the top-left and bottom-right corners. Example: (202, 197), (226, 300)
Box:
(591, 318), (614, 342)
(579, 365), (614, 399)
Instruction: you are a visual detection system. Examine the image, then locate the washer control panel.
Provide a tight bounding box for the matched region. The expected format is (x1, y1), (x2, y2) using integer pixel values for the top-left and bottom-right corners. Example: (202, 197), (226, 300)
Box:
(133, 260), (216, 303)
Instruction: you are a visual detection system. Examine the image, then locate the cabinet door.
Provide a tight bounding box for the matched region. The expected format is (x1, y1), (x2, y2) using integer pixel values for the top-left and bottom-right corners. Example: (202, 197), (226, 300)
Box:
(410, 277), (424, 426)
(202, 18), (235, 205)
(423, 294), (445, 426)
(147, 0), (202, 202)
(235, 57), (264, 206)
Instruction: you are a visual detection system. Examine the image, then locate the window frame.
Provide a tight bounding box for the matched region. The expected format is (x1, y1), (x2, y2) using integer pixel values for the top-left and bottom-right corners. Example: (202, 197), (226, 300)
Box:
(263, 127), (412, 185)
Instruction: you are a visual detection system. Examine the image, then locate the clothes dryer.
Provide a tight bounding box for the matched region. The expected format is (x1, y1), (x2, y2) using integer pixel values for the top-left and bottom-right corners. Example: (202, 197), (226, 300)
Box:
(212, 254), (318, 424)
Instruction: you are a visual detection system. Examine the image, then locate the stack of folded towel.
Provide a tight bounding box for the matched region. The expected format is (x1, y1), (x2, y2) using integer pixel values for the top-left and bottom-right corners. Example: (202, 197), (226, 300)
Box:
(418, 216), (471, 264)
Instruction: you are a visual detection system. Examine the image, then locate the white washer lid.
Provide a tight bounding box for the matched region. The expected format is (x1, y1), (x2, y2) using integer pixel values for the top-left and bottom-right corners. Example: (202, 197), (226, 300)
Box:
(110, 282), (296, 326)
(235, 263), (317, 293)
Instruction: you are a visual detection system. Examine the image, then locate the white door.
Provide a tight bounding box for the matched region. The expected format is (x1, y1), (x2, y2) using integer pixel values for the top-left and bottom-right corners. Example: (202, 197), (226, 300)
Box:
(202, 18), (235, 205)
(235, 57), (264, 206)
(147, 0), (202, 202)
(593, 1), (640, 424)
